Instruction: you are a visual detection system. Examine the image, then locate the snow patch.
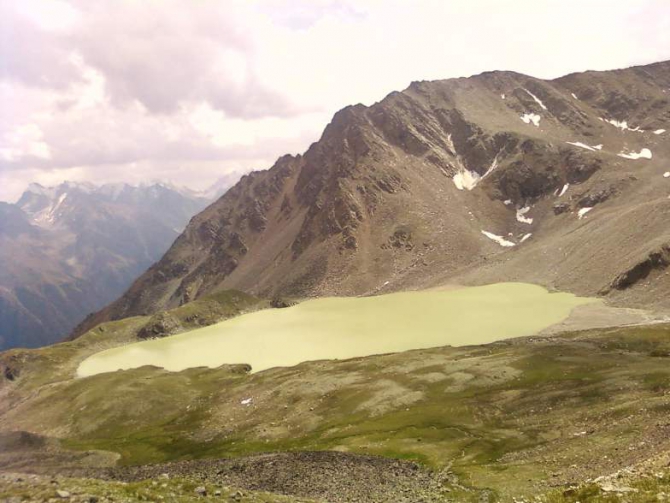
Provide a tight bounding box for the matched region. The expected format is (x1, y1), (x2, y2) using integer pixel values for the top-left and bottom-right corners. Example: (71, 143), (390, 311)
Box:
(445, 133), (456, 155)
(522, 88), (547, 110)
(566, 141), (601, 152)
(520, 233), (532, 243)
(501, 93), (506, 100)
(578, 207), (592, 219)
(571, 93), (578, 100)
(617, 148), (652, 160)
(452, 150), (500, 191)
(664, 172), (670, 178)
(447, 133), (480, 191)
(481, 230), (515, 247)
(654, 129), (666, 135)
(62, 181), (95, 193)
(55, 192), (67, 208)
(516, 206), (533, 225)
(240, 398), (253, 406)
(34, 192), (68, 225)
(453, 170), (480, 191)
(503, 199), (512, 206)
(601, 118), (643, 132)
(558, 184), (569, 197)
(26, 183), (57, 198)
(485, 155), (499, 177)
(520, 113), (541, 127)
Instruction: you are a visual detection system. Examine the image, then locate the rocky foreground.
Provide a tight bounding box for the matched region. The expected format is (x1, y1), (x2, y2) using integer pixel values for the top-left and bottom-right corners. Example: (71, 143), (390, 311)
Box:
(0, 471), (317, 503)
(102, 452), (452, 503)
(2, 454), (670, 503)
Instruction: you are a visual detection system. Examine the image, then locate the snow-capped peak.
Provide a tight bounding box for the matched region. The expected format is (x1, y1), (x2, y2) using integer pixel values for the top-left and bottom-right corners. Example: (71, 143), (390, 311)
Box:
(97, 182), (130, 200)
(25, 183), (57, 198)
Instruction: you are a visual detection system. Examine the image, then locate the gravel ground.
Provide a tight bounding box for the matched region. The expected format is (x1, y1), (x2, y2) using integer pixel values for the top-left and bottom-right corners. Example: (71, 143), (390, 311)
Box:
(101, 451), (455, 503)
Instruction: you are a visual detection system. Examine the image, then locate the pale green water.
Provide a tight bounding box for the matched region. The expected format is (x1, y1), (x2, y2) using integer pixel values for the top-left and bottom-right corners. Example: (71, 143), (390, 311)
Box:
(77, 283), (595, 377)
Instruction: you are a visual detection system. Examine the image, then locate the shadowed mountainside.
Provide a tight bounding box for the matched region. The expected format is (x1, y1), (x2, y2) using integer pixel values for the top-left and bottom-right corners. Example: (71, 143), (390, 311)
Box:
(0, 181), (228, 350)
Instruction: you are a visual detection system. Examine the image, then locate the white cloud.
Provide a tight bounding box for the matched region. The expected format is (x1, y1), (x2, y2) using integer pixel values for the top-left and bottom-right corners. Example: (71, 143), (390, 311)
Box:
(0, 123), (51, 162)
(1, 0), (669, 202)
(14, 0), (81, 32)
(187, 102), (328, 148)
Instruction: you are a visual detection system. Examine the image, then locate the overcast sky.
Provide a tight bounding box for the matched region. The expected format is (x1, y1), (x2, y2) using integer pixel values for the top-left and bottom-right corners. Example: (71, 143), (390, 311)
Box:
(1, 0), (668, 202)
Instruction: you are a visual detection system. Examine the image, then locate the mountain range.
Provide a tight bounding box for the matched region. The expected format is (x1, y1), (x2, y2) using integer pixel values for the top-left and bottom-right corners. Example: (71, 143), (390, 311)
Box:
(75, 60), (670, 336)
(0, 179), (235, 350)
(2, 60), (670, 503)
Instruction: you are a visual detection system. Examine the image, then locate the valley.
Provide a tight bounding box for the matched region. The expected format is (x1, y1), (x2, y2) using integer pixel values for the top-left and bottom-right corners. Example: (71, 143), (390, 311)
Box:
(0, 182), (227, 351)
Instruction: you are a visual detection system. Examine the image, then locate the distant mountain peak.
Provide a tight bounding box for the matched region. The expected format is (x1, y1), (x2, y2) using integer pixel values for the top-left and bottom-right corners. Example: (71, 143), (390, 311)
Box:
(24, 180), (96, 197)
(198, 173), (248, 200)
(24, 182), (55, 198)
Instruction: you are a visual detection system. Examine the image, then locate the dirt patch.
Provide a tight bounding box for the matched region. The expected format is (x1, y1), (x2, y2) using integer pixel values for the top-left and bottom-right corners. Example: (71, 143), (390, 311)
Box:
(412, 371), (449, 383)
(537, 301), (661, 336)
(355, 379), (425, 416)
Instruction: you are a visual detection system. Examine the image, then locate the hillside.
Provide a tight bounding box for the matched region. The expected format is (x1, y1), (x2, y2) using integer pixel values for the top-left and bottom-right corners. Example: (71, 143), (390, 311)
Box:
(2, 304), (670, 501)
(75, 60), (670, 336)
(0, 181), (225, 350)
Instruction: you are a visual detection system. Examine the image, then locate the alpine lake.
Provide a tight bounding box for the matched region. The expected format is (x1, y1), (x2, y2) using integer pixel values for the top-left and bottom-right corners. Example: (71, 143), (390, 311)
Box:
(78, 282), (596, 377)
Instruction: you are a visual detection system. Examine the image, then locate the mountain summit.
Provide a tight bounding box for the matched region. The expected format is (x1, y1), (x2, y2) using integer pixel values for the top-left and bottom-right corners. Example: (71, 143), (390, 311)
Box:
(75, 61), (670, 336)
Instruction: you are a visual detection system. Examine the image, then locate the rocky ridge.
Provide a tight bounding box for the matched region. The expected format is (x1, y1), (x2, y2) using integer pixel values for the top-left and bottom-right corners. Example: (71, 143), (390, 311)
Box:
(72, 60), (670, 343)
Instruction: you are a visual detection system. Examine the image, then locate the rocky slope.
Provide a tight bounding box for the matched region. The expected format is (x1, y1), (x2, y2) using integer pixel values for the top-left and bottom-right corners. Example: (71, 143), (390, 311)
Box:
(75, 60), (670, 335)
(0, 181), (232, 350)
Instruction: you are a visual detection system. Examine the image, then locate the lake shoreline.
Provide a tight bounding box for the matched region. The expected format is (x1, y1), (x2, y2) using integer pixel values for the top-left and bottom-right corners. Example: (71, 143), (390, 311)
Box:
(77, 282), (595, 378)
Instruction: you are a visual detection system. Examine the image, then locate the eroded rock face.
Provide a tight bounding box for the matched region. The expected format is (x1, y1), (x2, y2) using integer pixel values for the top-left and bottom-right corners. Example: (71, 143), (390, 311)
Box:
(382, 227), (415, 251)
(270, 298), (295, 309)
(0, 350), (44, 385)
(604, 244), (670, 293)
(137, 312), (183, 340)
(553, 203), (571, 215)
(72, 60), (670, 334)
(1, 354), (21, 382)
(2, 363), (18, 381)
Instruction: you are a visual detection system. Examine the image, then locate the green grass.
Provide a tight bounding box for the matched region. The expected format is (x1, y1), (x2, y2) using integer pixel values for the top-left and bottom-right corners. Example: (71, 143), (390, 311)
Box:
(4, 321), (670, 500)
(543, 471), (670, 503)
(56, 338), (631, 472)
(162, 289), (266, 330)
(54, 336), (666, 474)
(642, 371), (670, 392)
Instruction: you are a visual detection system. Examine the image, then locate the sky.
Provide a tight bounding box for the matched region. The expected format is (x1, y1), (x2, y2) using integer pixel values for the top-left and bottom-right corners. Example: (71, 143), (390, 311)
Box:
(1, 0), (669, 202)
